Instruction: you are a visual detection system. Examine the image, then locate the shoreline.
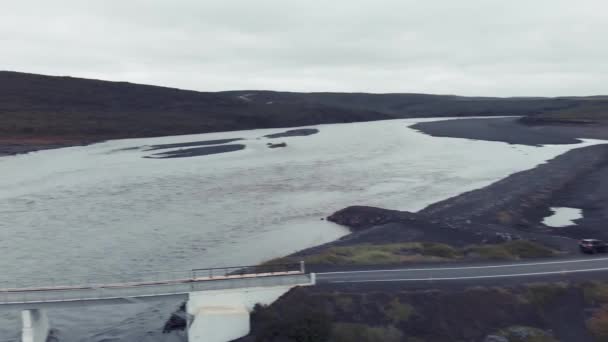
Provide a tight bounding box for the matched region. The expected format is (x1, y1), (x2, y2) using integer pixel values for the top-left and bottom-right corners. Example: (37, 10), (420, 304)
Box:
(272, 119), (608, 266)
(410, 116), (608, 146)
(0, 136), (96, 157)
(7, 116), (606, 156)
(231, 117), (608, 342)
(6, 117), (606, 265)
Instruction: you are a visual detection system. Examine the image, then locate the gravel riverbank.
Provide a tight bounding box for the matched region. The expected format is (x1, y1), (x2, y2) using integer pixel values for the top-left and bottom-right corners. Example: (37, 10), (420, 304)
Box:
(289, 119), (608, 258)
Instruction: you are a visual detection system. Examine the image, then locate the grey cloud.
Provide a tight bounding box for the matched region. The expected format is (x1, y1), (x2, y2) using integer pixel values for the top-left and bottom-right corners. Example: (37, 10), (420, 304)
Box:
(2, 0), (607, 96)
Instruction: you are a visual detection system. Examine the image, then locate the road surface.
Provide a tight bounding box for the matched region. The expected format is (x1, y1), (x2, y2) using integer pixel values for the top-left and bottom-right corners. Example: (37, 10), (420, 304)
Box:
(317, 256), (608, 284)
(4, 257), (608, 309)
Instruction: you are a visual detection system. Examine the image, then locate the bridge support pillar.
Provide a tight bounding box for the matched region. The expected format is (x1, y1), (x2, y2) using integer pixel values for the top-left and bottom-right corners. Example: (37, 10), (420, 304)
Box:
(187, 286), (295, 342)
(21, 309), (50, 342)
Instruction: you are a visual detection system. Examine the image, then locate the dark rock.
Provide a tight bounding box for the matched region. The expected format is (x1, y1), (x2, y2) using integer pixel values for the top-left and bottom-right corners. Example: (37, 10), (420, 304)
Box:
(500, 326), (555, 341)
(486, 232), (521, 243)
(483, 335), (508, 342)
(412, 117), (585, 146)
(327, 206), (412, 231)
(267, 142), (287, 149)
(145, 144), (245, 159)
(163, 302), (187, 333)
(264, 128), (319, 139)
(145, 138), (243, 151)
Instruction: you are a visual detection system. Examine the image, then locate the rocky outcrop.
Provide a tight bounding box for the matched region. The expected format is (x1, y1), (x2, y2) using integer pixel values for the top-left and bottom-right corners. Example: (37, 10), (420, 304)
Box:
(327, 206), (416, 231)
(238, 285), (581, 342)
(146, 138), (243, 151)
(420, 144), (608, 230)
(267, 142), (287, 148)
(162, 302), (187, 333)
(145, 144), (246, 159)
(320, 144), (608, 254)
(264, 128), (319, 139)
(492, 326), (557, 342)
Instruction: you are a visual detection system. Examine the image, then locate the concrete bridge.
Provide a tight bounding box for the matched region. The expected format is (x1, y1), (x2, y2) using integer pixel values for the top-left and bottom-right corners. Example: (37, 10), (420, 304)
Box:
(0, 263), (314, 342)
(6, 256), (608, 342)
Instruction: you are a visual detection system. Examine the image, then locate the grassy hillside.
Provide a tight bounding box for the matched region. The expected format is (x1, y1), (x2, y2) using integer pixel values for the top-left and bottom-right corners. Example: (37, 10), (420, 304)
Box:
(238, 281), (605, 342)
(1, 71), (607, 143)
(521, 99), (608, 124)
(222, 91), (586, 118)
(0, 71), (388, 140)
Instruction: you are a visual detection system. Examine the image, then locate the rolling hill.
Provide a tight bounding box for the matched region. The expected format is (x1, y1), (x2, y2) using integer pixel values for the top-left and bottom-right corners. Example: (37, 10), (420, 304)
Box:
(1, 71), (606, 145)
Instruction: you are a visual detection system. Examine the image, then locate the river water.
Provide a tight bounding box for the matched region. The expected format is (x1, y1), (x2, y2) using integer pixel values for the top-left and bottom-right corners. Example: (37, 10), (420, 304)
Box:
(0, 118), (596, 341)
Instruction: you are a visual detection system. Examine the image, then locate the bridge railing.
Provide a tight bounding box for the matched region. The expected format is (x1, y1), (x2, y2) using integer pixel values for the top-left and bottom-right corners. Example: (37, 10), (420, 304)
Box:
(0, 262), (307, 305)
(192, 262), (303, 279)
(0, 269), (192, 290)
(0, 273), (313, 306)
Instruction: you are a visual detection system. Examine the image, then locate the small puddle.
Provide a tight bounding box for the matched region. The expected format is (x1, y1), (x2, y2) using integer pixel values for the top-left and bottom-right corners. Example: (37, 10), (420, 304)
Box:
(542, 207), (583, 227)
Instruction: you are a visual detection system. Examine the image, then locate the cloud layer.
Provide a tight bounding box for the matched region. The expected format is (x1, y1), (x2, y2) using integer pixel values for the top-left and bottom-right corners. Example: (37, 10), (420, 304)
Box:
(2, 0), (607, 96)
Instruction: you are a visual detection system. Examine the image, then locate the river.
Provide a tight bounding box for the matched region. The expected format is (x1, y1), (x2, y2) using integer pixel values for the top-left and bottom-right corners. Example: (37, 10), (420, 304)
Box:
(0, 118), (596, 341)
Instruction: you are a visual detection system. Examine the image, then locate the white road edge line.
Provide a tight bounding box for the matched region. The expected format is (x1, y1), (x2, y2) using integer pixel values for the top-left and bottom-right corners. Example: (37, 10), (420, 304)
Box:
(327, 266), (608, 283)
(317, 257), (608, 275)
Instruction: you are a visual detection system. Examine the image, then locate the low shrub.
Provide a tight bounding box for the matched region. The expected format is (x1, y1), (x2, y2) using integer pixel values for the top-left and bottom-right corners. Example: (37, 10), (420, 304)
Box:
(272, 240), (555, 267)
(583, 282), (608, 305)
(588, 306), (608, 341)
(498, 325), (557, 342)
(523, 283), (569, 306)
(420, 242), (459, 258)
(497, 211), (514, 224)
(303, 243), (432, 266)
(467, 241), (555, 260)
(333, 295), (355, 313)
(503, 240), (555, 259)
(331, 323), (402, 342)
(468, 245), (514, 260)
(250, 302), (332, 342)
(384, 298), (415, 323)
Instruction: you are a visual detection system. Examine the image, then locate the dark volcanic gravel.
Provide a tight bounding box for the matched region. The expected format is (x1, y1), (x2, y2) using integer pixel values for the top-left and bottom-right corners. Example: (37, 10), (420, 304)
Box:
(145, 144), (245, 159)
(310, 143), (608, 254)
(419, 144), (608, 232)
(544, 155), (608, 240)
(264, 128), (319, 138)
(267, 142), (287, 149)
(411, 117), (608, 146)
(145, 138), (243, 151)
(0, 143), (74, 156)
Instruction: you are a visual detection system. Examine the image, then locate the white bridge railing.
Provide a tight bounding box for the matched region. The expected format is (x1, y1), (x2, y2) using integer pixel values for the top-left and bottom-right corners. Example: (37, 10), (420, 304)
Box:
(0, 263), (310, 306)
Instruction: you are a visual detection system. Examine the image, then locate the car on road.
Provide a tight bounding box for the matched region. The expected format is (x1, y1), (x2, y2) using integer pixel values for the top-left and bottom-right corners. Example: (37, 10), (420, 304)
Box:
(579, 239), (608, 254)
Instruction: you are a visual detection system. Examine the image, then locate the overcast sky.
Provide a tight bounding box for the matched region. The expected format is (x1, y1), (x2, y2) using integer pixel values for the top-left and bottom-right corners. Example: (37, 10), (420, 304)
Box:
(2, 0), (607, 96)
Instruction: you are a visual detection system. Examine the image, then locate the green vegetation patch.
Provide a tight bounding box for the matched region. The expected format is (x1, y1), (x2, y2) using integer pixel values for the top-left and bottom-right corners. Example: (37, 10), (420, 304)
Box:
(467, 244), (514, 260)
(420, 242), (459, 258)
(583, 282), (608, 305)
(541, 104), (608, 124)
(523, 283), (569, 306)
(331, 323), (403, 342)
(588, 305), (608, 341)
(268, 240), (556, 266)
(503, 240), (556, 258)
(384, 298), (415, 323)
(466, 240), (556, 261)
(301, 242), (459, 266)
(250, 301), (332, 342)
(497, 210), (515, 224)
(498, 326), (557, 342)
(333, 295), (355, 313)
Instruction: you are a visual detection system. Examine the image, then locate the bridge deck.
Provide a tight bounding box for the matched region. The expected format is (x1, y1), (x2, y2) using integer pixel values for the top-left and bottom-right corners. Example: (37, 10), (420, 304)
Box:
(0, 264), (311, 309)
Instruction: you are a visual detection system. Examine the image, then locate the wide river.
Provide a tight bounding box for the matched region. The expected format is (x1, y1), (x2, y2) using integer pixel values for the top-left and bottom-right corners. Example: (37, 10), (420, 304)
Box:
(0, 118), (597, 341)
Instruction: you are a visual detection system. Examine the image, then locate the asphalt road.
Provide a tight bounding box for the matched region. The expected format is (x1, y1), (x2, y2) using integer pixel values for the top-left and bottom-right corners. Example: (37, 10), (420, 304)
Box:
(6, 257), (608, 309)
(316, 256), (608, 284)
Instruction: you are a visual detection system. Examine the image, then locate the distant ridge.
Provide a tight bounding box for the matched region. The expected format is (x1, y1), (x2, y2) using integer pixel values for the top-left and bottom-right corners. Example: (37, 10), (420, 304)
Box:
(1, 71), (606, 142)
